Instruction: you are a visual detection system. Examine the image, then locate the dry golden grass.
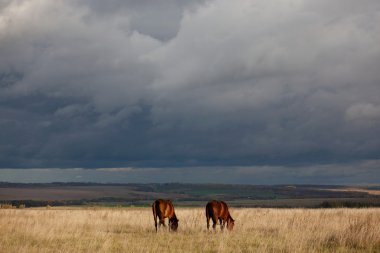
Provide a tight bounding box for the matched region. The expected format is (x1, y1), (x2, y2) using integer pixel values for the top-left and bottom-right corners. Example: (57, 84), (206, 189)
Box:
(1, 207), (380, 253)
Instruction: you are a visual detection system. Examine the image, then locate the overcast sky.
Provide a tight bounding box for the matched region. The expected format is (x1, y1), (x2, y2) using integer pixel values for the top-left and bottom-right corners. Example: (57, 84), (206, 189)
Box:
(0, 0), (379, 184)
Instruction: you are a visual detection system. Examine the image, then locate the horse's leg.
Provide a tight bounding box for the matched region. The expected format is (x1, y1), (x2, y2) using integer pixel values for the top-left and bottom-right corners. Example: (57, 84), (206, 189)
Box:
(154, 215), (158, 232)
(160, 218), (166, 227)
(212, 216), (218, 230)
(152, 204), (158, 232)
(206, 211), (210, 230)
(219, 218), (224, 230)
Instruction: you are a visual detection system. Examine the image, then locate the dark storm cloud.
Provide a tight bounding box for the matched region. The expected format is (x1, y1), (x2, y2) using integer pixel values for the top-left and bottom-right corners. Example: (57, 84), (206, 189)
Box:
(0, 0), (380, 183)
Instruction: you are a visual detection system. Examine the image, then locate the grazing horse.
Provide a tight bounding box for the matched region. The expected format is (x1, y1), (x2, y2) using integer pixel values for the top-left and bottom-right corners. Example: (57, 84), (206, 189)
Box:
(206, 200), (235, 231)
(152, 199), (179, 232)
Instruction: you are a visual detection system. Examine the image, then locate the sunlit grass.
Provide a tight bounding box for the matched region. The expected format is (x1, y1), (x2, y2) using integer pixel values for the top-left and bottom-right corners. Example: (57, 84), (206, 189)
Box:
(1, 207), (380, 252)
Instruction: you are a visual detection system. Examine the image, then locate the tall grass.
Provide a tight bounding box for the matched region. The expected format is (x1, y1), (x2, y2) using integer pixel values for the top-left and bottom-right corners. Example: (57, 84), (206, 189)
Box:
(1, 207), (379, 252)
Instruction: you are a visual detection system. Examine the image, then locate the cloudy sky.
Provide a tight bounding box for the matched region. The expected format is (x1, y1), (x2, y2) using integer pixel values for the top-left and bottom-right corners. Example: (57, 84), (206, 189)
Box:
(1, 0), (379, 184)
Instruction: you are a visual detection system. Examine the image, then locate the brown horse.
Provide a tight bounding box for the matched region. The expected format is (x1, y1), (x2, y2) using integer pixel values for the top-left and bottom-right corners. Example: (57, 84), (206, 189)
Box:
(152, 199), (179, 232)
(206, 200), (235, 231)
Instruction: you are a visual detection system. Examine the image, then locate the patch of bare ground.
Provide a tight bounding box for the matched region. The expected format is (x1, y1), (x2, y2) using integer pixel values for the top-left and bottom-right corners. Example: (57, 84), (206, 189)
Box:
(322, 187), (380, 196)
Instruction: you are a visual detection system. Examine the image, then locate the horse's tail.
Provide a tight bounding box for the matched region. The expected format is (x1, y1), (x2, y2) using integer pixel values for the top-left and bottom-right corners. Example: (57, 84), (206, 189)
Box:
(152, 202), (158, 232)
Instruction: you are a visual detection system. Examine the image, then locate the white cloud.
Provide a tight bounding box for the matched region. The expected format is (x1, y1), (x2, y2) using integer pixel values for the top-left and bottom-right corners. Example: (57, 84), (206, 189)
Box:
(147, 0), (380, 128)
(346, 103), (380, 121)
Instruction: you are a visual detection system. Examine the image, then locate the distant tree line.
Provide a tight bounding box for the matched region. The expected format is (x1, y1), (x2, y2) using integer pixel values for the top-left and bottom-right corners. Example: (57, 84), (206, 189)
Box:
(319, 201), (380, 208)
(2, 198), (380, 209)
(0, 200), (86, 207)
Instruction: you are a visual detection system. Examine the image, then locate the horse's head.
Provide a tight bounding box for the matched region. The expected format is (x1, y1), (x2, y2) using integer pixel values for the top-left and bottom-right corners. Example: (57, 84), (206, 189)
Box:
(227, 215), (235, 231)
(169, 216), (179, 231)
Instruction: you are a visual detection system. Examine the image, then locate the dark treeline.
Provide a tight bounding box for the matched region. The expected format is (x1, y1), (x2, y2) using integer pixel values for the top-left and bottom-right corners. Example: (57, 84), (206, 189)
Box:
(1, 200), (85, 207)
(2, 198), (380, 209)
(319, 200), (380, 208)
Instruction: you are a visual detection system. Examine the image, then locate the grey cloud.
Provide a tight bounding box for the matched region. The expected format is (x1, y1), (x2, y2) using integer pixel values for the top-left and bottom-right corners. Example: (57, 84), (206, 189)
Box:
(0, 0), (380, 183)
(79, 0), (209, 40)
(1, 0), (159, 111)
(346, 103), (380, 121)
(146, 0), (380, 161)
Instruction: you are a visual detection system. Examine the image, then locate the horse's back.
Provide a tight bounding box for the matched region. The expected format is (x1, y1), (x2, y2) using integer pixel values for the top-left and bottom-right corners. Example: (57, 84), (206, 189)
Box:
(153, 199), (174, 218)
(206, 200), (229, 218)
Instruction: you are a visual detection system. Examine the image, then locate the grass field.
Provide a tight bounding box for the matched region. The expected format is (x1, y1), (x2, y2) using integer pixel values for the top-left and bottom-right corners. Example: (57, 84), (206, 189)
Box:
(1, 207), (380, 253)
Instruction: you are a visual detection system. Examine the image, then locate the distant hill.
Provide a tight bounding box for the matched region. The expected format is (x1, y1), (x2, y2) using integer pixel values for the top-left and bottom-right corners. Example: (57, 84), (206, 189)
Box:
(1, 182), (380, 208)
